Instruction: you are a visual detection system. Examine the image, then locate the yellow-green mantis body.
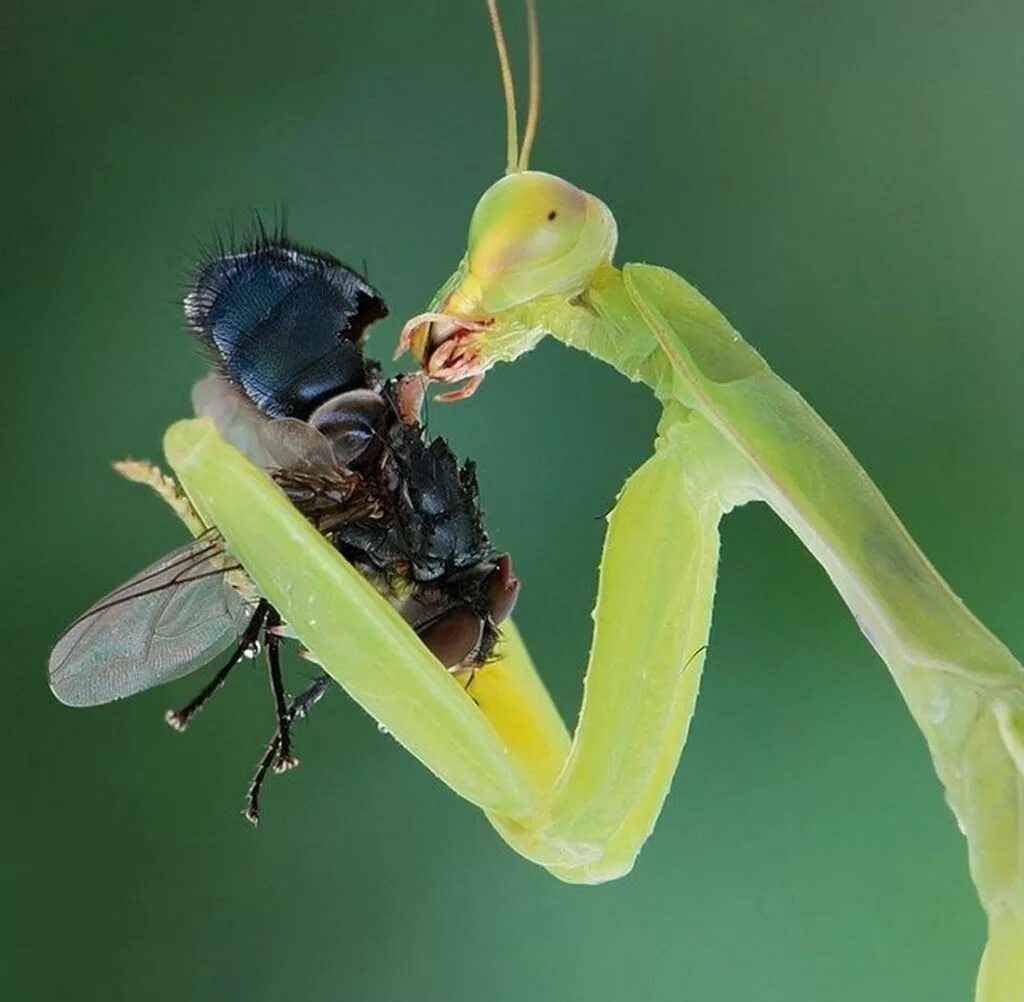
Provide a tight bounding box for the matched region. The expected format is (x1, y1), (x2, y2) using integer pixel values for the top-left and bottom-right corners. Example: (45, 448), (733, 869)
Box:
(161, 3), (1023, 998)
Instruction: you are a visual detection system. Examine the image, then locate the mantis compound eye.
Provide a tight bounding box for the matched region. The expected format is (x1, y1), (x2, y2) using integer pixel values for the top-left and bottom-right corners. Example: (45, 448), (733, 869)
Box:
(460, 170), (618, 315)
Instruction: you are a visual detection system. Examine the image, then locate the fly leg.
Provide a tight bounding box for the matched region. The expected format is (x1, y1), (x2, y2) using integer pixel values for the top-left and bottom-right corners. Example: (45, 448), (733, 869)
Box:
(264, 608), (297, 772)
(165, 600), (270, 731)
(245, 673), (332, 825)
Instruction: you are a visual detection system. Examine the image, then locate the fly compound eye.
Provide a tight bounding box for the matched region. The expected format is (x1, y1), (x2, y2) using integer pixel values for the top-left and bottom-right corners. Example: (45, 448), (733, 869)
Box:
(417, 606), (485, 669)
(308, 389), (386, 468)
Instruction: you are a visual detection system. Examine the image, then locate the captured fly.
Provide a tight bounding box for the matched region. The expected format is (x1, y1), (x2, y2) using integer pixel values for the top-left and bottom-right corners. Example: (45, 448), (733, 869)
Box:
(48, 227), (519, 822)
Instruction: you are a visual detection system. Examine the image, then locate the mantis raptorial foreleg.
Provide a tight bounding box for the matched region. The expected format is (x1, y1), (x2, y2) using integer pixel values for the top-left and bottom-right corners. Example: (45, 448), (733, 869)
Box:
(164, 410), (738, 883)
(163, 268), (1023, 904)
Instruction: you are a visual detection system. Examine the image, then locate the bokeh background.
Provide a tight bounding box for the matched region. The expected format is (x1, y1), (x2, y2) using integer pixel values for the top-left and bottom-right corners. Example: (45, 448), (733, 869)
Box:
(4, 1), (1023, 999)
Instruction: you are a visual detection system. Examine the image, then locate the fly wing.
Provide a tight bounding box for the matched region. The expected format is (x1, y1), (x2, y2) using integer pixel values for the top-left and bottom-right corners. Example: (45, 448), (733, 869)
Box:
(191, 371), (269, 463)
(48, 538), (252, 707)
(192, 372), (341, 475)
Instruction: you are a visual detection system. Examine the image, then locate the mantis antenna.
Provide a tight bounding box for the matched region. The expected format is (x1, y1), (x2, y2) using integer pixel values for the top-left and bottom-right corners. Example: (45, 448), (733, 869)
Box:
(486, 0), (520, 173)
(519, 0), (541, 170)
(487, 1), (540, 172)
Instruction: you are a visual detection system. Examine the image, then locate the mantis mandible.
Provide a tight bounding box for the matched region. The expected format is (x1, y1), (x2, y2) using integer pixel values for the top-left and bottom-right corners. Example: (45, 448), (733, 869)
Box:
(161, 3), (1024, 997)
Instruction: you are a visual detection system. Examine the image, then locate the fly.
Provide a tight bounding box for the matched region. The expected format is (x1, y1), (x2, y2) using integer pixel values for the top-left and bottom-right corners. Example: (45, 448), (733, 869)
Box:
(48, 225), (519, 822)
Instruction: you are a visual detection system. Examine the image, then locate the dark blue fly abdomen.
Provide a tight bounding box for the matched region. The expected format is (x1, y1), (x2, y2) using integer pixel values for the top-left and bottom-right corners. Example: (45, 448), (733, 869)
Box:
(185, 236), (387, 419)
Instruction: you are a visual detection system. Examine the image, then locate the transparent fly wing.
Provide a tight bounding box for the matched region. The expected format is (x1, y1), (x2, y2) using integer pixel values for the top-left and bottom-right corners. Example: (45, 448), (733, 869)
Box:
(48, 538), (253, 707)
(192, 372), (340, 475)
(257, 417), (340, 475)
(191, 371), (268, 462)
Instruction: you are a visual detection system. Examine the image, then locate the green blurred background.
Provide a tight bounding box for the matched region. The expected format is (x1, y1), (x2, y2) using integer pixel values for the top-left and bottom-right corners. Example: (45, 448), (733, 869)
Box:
(4, 1), (1022, 999)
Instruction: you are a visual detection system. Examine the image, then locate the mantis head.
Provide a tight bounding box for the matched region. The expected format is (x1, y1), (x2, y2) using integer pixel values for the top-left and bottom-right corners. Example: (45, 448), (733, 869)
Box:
(396, 2), (618, 401)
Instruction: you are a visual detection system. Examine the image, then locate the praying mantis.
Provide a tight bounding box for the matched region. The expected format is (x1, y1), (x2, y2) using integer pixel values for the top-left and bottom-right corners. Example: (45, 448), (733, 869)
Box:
(160, 2), (1023, 998)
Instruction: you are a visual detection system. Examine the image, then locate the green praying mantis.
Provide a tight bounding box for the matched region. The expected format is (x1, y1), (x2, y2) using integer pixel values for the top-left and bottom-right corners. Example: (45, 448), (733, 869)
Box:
(160, 2), (1023, 997)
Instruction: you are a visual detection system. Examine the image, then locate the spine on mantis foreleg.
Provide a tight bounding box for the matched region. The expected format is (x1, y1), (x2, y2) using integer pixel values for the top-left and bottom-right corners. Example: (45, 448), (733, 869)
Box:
(574, 264), (1024, 998)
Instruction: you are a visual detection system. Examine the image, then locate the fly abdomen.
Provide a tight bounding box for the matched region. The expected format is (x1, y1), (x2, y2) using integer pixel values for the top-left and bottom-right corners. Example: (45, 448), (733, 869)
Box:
(185, 236), (387, 419)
